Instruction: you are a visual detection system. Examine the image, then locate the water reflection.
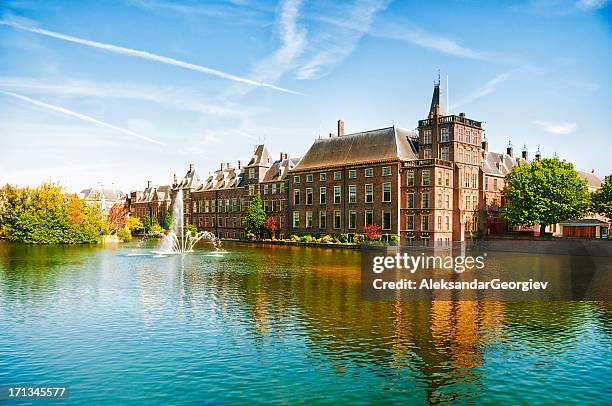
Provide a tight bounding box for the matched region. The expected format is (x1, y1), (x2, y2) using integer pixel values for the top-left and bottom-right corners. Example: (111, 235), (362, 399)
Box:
(0, 240), (610, 405)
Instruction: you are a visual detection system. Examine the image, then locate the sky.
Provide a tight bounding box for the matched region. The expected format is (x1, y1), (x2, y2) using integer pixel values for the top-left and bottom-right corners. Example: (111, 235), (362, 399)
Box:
(0, 0), (610, 193)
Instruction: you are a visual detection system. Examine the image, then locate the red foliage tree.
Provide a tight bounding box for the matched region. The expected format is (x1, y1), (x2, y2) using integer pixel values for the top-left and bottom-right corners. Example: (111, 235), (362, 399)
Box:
(363, 224), (381, 241)
(107, 202), (128, 234)
(263, 216), (278, 239)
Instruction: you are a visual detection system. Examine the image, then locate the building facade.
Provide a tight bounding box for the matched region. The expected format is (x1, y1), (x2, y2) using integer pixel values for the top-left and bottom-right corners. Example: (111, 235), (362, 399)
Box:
(128, 81), (605, 243)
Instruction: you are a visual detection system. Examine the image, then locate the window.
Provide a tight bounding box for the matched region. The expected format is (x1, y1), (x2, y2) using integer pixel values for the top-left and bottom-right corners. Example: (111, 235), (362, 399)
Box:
(485, 176), (489, 190)
(437, 173), (443, 186)
(382, 166), (392, 176)
(365, 184), (373, 203)
(422, 169), (430, 186)
(263, 184), (269, 195)
(365, 168), (373, 177)
(306, 211), (313, 228)
(319, 187), (326, 204)
(421, 215), (429, 231)
(293, 211), (300, 228)
(423, 129), (432, 144)
(445, 173), (450, 187)
(438, 194), (443, 207)
(334, 171), (342, 180)
(422, 193), (429, 208)
(458, 127), (464, 142)
(334, 211), (342, 229)
(348, 170), (357, 179)
(212, 200), (216, 213)
(334, 186), (341, 204)
(383, 183), (391, 202)
(365, 210), (373, 226)
(348, 185), (357, 203)
(441, 147), (449, 161)
(306, 174), (313, 182)
(441, 127), (449, 142)
(249, 185), (255, 195)
(319, 210), (326, 228)
(437, 216), (442, 231)
(407, 169), (415, 186)
(280, 183), (285, 194)
(406, 215), (414, 230)
(445, 194), (450, 209)
(423, 148), (432, 159)
(249, 168), (256, 179)
(458, 148), (463, 162)
(319, 173), (327, 181)
(446, 216), (450, 231)
(349, 210), (357, 229)
(272, 183), (277, 194)
(294, 175), (301, 184)
(407, 193), (415, 208)
(493, 178), (498, 191)
(383, 211), (391, 230)
(306, 188), (313, 205)
(294, 189), (300, 205)
(233, 199), (238, 212)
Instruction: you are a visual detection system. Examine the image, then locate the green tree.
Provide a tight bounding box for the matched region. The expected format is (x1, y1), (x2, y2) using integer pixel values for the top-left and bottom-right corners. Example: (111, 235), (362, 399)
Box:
(592, 175), (612, 222)
(163, 211), (173, 230)
(142, 213), (152, 232)
(244, 192), (265, 238)
(501, 158), (591, 235)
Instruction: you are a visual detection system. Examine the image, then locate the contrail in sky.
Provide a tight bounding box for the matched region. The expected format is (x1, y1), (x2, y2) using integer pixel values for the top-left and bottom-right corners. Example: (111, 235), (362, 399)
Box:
(0, 20), (301, 95)
(0, 90), (165, 145)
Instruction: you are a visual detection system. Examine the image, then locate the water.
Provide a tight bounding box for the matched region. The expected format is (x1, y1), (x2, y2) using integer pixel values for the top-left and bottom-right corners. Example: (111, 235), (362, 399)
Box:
(0, 240), (610, 405)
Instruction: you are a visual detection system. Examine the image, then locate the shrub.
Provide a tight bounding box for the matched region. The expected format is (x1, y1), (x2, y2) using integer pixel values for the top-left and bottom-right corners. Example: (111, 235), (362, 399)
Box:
(339, 233), (349, 243)
(353, 233), (365, 244)
(246, 232), (256, 241)
(290, 234), (301, 242)
(185, 224), (198, 236)
(150, 224), (164, 236)
(116, 227), (132, 242)
(300, 235), (315, 243)
(390, 234), (399, 245)
(318, 234), (333, 243)
(363, 224), (382, 241)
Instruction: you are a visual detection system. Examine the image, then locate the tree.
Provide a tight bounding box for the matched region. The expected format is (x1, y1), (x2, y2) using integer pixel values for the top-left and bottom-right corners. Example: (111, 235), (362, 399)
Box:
(142, 213), (152, 232)
(263, 216), (278, 239)
(125, 216), (142, 232)
(363, 224), (381, 241)
(107, 202), (128, 234)
(244, 192), (266, 238)
(501, 158), (591, 235)
(163, 211), (173, 230)
(592, 175), (612, 222)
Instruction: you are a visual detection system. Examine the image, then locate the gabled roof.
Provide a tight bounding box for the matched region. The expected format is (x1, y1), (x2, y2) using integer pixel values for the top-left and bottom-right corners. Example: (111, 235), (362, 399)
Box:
(247, 144), (273, 167)
(262, 157), (300, 182)
(79, 187), (125, 201)
(291, 126), (418, 172)
(482, 151), (527, 177)
(197, 165), (246, 191)
(175, 166), (202, 190)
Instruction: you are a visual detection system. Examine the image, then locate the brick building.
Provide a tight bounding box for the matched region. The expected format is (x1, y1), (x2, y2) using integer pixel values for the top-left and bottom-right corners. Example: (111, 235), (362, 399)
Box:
(130, 181), (172, 225)
(129, 79), (605, 243)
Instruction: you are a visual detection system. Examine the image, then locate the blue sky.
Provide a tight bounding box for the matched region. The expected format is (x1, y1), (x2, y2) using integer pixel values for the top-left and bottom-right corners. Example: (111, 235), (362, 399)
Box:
(0, 0), (610, 193)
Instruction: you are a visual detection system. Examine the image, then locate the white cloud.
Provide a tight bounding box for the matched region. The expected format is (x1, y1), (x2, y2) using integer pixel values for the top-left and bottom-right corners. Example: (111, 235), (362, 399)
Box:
(576, 0), (609, 9)
(534, 120), (577, 135)
(0, 19), (300, 95)
(451, 71), (513, 111)
(0, 90), (164, 145)
(0, 76), (239, 116)
(297, 0), (390, 80)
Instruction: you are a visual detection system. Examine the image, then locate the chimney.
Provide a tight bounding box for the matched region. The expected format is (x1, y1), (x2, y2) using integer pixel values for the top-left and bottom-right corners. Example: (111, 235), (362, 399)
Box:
(506, 140), (513, 157)
(535, 147), (542, 160)
(237, 160), (242, 169)
(189, 163), (194, 172)
(329, 132), (334, 138)
(522, 144), (528, 160)
(173, 174), (177, 185)
(220, 162), (225, 170)
(337, 119), (345, 136)
(459, 112), (466, 118)
(147, 180), (152, 188)
(481, 136), (488, 152)
(226, 162), (232, 169)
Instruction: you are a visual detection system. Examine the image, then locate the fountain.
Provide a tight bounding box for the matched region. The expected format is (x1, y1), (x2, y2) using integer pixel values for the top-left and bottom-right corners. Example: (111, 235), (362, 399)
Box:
(158, 189), (220, 255)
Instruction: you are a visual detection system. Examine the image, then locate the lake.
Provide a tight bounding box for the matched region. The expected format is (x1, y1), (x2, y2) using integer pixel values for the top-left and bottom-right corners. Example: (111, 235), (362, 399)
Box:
(0, 240), (610, 405)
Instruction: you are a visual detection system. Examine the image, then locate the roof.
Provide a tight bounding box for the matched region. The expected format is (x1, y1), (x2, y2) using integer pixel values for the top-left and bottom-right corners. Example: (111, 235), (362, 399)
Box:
(482, 151), (527, 177)
(136, 184), (171, 202)
(175, 166), (202, 190)
(197, 164), (246, 192)
(559, 218), (608, 225)
(79, 187), (125, 201)
(262, 157), (300, 182)
(577, 170), (602, 189)
(291, 126), (418, 172)
(247, 144), (272, 167)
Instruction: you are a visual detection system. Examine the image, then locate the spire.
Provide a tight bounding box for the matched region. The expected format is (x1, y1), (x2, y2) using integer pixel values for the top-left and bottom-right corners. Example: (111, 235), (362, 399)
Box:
(428, 72), (442, 118)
